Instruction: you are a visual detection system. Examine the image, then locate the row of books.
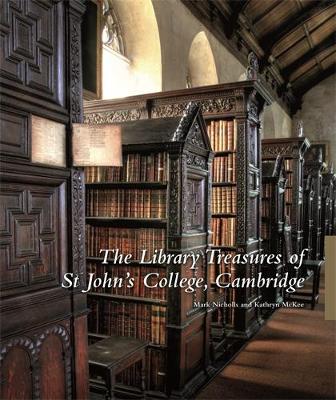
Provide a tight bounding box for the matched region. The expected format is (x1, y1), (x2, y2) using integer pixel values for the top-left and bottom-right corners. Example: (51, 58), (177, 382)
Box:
(84, 152), (168, 183)
(284, 159), (293, 171)
(261, 222), (270, 240)
(87, 262), (167, 300)
(116, 349), (166, 392)
(212, 291), (236, 326)
(262, 183), (274, 199)
(248, 264), (259, 299)
(212, 187), (237, 214)
(285, 205), (292, 221)
(225, 281), (237, 326)
(88, 297), (167, 345)
(212, 154), (237, 183)
(85, 226), (166, 260)
(261, 200), (271, 218)
(211, 218), (236, 247)
(208, 253), (236, 285)
(116, 361), (142, 389)
(285, 188), (293, 203)
(86, 188), (167, 219)
(207, 119), (237, 152)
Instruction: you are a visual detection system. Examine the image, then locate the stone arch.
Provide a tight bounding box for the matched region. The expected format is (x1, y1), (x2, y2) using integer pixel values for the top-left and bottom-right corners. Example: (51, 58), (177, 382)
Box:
(187, 31), (218, 88)
(102, 0), (162, 98)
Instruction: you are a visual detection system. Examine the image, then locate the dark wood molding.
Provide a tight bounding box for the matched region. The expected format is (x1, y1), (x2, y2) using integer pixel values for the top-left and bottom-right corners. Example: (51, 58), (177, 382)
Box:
(260, 1), (334, 54)
(180, 0), (335, 111)
(251, 0), (282, 25)
(226, 0), (249, 38)
(282, 33), (336, 79)
(0, 1), (88, 399)
(181, 0), (248, 68)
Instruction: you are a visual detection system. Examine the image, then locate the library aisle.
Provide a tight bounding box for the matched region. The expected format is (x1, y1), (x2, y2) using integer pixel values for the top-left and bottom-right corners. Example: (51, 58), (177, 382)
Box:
(197, 271), (336, 400)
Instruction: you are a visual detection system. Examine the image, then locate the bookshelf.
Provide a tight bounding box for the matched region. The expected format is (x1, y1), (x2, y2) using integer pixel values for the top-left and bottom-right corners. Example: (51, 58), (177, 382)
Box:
(262, 138), (310, 258)
(321, 169), (334, 258)
(302, 175), (314, 260)
(304, 146), (324, 260)
(84, 104), (214, 398)
(84, 81), (273, 345)
(260, 156), (286, 307)
(332, 175), (336, 235)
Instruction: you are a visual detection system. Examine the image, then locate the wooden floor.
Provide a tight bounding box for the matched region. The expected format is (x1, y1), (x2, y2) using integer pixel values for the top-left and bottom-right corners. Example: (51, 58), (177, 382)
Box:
(197, 271), (336, 399)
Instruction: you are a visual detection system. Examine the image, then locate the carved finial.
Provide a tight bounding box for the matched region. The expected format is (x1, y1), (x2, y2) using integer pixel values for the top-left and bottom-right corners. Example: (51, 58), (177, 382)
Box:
(173, 102), (200, 141)
(246, 52), (259, 80)
(296, 120), (304, 137)
(186, 72), (192, 89)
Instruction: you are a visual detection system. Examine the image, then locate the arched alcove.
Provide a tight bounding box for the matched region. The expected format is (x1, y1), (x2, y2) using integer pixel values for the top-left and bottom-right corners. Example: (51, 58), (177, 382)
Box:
(187, 31), (218, 88)
(102, 0), (162, 99)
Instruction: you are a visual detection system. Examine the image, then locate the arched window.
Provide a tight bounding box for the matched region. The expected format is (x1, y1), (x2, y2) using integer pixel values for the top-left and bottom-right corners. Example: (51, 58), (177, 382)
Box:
(101, 0), (162, 99)
(187, 31), (218, 88)
(102, 0), (124, 55)
(101, 1), (131, 99)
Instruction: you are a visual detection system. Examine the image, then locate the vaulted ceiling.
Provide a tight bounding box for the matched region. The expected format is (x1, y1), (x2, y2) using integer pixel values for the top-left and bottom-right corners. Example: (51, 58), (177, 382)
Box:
(182, 0), (336, 113)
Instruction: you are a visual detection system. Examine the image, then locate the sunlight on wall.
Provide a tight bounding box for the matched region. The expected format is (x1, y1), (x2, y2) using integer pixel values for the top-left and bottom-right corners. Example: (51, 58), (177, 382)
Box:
(102, 46), (132, 99)
(188, 31), (218, 87)
(102, 0), (162, 99)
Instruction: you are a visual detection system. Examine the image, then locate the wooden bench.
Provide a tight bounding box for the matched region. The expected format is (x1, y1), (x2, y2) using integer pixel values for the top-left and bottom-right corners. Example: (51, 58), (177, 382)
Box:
(88, 336), (148, 400)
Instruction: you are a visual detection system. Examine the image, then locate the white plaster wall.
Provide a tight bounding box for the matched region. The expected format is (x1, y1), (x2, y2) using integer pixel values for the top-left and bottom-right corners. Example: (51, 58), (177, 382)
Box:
(151, 0), (292, 134)
(102, 0), (294, 134)
(293, 74), (336, 167)
(261, 106), (275, 139)
(151, 0), (245, 90)
(104, 0), (162, 97)
(273, 102), (293, 138)
(188, 31), (218, 87)
(261, 103), (292, 139)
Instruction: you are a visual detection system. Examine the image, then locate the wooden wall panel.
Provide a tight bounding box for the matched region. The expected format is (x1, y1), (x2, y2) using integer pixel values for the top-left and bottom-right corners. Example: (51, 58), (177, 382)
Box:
(185, 328), (204, 380)
(0, 0), (64, 106)
(74, 315), (89, 399)
(0, 107), (29, 158)
(39, 335), (66, 400)
(1, 347), (33, 400)
(0, 0), (88, 398)
(0, 182), (65, 297)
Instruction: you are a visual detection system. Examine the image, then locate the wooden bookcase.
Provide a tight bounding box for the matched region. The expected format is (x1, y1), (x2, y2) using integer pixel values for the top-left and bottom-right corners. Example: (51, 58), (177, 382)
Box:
(0, 1), (89, 399)
(321, 169), (335, 258)
(84, 81), (272, 344)
(84, 105), (214, 398)
(332, 175), (336, 235)
(262, 138), (310, 259)
(302, 175), (314, 260)
(260, 156), (286, 306)
(304, 146), (324, 260)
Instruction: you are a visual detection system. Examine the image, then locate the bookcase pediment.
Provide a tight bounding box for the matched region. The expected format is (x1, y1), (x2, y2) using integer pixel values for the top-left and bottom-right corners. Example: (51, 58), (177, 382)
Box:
(100, 103), (212, 155)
